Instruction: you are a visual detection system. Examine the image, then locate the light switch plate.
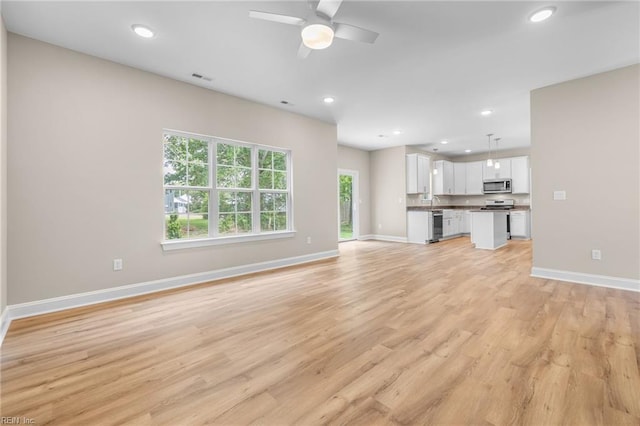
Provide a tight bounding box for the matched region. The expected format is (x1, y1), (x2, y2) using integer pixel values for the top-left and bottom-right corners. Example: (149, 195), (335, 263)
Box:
(553, 190), (566, 200)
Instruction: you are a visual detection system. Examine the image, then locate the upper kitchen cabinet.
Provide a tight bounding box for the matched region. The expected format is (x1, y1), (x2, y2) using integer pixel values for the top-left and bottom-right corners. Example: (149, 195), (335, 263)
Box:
(465, 161), (484, 195)
(483, 159), (511, 180)
(406, 153), (431, 194)
(510, 156), (530, 194)
(453, 162), (466, 195)
(433, 160), (454, 195)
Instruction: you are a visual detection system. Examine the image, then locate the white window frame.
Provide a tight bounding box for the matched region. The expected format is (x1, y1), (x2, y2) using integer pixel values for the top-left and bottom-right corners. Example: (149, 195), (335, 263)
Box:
(161, 129), (295, 251)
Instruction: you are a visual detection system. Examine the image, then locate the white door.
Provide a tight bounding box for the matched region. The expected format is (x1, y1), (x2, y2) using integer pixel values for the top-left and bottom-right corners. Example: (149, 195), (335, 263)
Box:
(338, 169), (359, 241)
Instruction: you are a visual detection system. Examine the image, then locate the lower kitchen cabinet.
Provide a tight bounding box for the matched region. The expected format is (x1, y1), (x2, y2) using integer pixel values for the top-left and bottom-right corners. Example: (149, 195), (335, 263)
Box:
(443, 210), (469, 238)
(443, 210), (455, 237)
(407, 210), (432, 243)
(510, 210), (531, 239)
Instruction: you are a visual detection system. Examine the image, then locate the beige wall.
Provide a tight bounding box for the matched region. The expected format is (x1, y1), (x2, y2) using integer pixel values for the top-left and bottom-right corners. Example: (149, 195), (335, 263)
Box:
(337, 145), (371, 236)
(7, 35), (338, 304)
(370, 146), (407, 238)
(531, 64), (639, 280)
(0, 18), (7, 316)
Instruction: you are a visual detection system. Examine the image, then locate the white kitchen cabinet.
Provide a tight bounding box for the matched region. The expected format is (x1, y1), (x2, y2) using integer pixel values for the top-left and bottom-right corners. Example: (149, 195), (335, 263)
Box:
(443, 210), (464, 238)
(455, 211), (464, 234)
(453, 162), (466, 195)
(442, 210), (455, 237)
(407, 210), (432, 243)
(510, 210), (530, 239)
(483, 159), (512, 180)
(406, 154), (431, 195)
(434, 160), (454, 195)
(465, 161), (484, 195)
(463, 210), (472, 234)
(511, 156), (530, 194)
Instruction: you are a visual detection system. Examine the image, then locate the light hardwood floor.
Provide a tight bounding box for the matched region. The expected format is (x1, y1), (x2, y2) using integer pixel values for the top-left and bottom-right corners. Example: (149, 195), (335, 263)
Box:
(1, 238), (639, 425)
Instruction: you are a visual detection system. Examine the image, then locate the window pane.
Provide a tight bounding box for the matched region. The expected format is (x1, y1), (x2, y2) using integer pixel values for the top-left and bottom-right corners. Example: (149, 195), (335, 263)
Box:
(274, 171), (287, 190)
(218, 213), (235, 235)
(188, 163), (209, 186)
(237, 213), (252, 233)
(273, 152), (287, 171)
(258, 150), (272, 169)
(275, 212), (287, 231)
(164, 136), (187, 163)
(259, 170), (273, 189)
(261, 212), (274, 232)
(236, 146), (251, 168)
(164, 189), (187, 239)
(188, 139), (208, 164)
(236, 192), (252, 212)
(260, 193), (273, 211)
(165, 214), (184, 239)
(216, 165), (235, 188)
(164, 161), (187, 186)
(237, 167), (252, 189)
(187, 190), (209, 239)
(217, 143), (234, 166)
(273, 193), (287, 212)
(218, 191), (234, 213)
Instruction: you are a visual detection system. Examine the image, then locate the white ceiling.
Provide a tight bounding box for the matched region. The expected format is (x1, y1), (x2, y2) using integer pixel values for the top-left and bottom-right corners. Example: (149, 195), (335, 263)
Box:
(2, 1), (639, 155)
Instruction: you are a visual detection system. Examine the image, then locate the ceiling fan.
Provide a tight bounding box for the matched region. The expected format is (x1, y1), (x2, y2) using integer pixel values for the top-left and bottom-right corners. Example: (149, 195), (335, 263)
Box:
(249, 0), (379, 58)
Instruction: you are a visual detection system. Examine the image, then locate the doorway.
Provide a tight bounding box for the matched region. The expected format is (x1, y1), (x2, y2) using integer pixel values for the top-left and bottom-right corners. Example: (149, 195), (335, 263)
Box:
(338, 169), (359, 241)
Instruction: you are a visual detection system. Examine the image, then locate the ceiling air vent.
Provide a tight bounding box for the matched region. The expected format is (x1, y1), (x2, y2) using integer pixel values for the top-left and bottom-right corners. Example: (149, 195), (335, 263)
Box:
(191, 73), (213, 82)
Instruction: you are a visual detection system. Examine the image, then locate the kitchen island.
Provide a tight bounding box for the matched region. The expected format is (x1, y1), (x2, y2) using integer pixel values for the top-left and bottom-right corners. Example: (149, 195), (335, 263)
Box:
(470, 210), (509, 250)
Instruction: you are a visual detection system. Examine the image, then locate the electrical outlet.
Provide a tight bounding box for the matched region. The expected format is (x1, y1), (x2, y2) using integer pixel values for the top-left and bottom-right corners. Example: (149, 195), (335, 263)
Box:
(591, 249), (601, 260)
(113, 258), (123, 271)
(378, 223), (382, 229)
(306, 236), (311, 244)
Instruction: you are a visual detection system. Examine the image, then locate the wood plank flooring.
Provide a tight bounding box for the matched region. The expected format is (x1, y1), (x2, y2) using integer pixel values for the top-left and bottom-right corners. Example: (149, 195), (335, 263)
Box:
(1, 238), (639, 425)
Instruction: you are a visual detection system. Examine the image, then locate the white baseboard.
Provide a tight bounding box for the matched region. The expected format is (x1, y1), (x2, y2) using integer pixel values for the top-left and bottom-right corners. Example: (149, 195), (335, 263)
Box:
(357, 234), (375, 241)
(364, 234), (408, 243)
(531, 267), (640, 293)
(0, 307), (10, 347)
(6, 249), (339, 323)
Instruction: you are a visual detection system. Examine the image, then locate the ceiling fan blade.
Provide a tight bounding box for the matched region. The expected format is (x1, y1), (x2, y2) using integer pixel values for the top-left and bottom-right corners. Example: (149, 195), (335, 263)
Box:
(334, 22), (379, 44)
(297, 43), (312, 59)
(316, 0), (343, 20)
(249, 10), (306, 26)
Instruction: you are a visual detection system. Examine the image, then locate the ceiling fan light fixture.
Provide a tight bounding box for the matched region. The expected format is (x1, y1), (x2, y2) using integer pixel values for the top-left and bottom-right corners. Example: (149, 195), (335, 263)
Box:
(301, 24), (334, 50)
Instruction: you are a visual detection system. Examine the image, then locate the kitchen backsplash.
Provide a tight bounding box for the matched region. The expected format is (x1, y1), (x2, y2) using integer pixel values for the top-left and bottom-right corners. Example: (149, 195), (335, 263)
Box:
(406, 193), (530, 206)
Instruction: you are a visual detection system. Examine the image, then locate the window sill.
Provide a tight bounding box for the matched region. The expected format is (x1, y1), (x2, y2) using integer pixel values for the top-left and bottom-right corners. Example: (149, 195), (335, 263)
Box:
(161, 231), (296, 251)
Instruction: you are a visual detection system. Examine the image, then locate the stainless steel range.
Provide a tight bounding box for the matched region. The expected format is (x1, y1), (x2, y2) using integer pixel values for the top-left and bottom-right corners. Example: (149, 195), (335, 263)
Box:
(481, 199), (515, 239)
(481, 199), (515, 211)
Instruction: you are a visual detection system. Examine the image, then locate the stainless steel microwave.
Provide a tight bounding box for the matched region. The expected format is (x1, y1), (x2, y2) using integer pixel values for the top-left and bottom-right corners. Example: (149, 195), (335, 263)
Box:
(483, 179), (512, 194)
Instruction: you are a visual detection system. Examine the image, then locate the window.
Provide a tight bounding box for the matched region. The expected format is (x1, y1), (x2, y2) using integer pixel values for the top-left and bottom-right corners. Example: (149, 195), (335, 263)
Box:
(163, 130), (293, 249)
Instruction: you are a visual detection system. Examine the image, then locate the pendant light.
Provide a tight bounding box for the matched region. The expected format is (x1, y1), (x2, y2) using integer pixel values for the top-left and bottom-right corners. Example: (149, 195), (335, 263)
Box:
(494, 138), (501, 169)
(486, 133), (493, 167)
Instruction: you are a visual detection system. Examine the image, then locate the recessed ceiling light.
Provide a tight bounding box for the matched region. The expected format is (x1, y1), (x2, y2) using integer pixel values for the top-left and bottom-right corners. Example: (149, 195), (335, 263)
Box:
(465, 149), (472, 153)
(440, 140), (448, 145)
(132, 24), (154, 38)
(393, 129), (403, 135)
(323, 96), (335, 104)
(481, 109), (493, 116)
(529, 7), (556, 23)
